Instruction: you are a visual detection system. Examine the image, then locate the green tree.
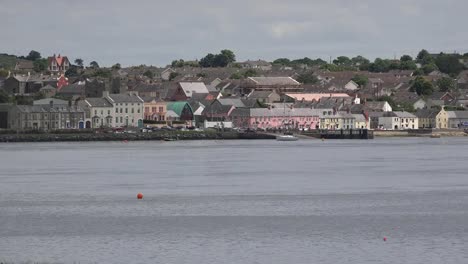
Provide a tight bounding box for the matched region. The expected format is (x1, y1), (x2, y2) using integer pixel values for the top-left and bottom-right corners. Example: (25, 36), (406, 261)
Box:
(400, 55), (413, 62)
(243, 69), (257, 78)
(416, 49), (434, 65)
(74, 58), (84, 67)
(220, 49), (236, 64)
(411, 76), (434, 96)
(351, 74), (369, 87)
(26, 50), (41, 61)
(333, 56), (351, 66)
(369, 58), (391, 72)
(65, 66), (79, 77)
(0, 68), (9, 77)
(399, 60), (417, 70)
(273, 58), (291, 65)
(422, 63), (438, 74)
(33, 58), (48, 72)
(169, 72), (179, 81)
(436, 77), (456, 92)
(89, 61), (99, 69)
(143, 70), (154, 79)
(435, 54), (464, 76)
(296, 72), (318, 84)
(199, 53), (215, 67)
(230, 72), (242, 79)
(111, 63), (121, 70)
(171, 59), (185, 67)
(0, 89), (10, 103)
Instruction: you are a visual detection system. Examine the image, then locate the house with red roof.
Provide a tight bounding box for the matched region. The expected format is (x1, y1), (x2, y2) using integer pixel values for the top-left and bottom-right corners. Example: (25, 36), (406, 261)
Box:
(47, 54), (70, 72)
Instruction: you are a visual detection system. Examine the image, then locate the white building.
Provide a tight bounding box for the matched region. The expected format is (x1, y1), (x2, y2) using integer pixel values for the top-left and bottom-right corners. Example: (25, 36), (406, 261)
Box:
(379, 111), (418, 130)
(104, 92), (144, 128)
(78, 98), (114, 128)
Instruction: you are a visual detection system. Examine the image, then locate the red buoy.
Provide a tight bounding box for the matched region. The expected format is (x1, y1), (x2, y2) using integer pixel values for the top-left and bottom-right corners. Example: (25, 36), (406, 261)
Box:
(383, 237), (387, 242)
(137, 193), (143, 199)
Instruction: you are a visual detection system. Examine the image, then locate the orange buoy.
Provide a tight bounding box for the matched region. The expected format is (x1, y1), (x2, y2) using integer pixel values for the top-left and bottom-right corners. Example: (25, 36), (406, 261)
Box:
(383, 237), (387, 242)
(137, 193), (143, 199)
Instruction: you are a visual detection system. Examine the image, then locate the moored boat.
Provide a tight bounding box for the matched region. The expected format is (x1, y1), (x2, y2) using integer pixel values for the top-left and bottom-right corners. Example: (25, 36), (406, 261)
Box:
(276, 135), (299, 141)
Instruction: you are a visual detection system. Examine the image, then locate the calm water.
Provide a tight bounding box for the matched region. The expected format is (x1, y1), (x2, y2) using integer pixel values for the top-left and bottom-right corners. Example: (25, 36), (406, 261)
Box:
(1, 138), (468, 264)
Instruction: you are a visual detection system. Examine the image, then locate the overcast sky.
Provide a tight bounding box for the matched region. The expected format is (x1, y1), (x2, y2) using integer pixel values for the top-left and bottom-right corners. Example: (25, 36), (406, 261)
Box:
(1, 0), (467, 67)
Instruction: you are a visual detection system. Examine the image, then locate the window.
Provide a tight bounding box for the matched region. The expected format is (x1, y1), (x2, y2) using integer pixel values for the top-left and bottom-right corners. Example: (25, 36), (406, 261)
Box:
(115, 117), (118, 123)
(159, 107), (163, 112)
(101, 110), (103, 115)
(94, 110), (97, 115)
(152, 107), (156, 112)
(132, 108), (134, 114)
(125, 108), (128, 113)
(120, 117), (123, 123)
(120, 108), (123, 113)
(146, 107), (150, 113)
(108, 110), (110, 115)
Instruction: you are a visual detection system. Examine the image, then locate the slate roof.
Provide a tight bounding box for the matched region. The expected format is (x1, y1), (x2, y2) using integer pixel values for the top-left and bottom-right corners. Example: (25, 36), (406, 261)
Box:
(415, 109), (438, 118)
(85, 98), (113, 107)
(247, 90), (275, 99)
(217, 98), (246, 108)
(249, 108), (324, 117)
(248, 77), (300, 86)
(13, 105), (84, 113)
(33, 98), (68, 106)
(106, 93), (144, 103)
(179, 82), (210, 96)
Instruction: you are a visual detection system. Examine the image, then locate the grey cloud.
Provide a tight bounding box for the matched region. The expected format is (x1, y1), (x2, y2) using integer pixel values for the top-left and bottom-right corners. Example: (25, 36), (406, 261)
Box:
(1, 0), (467, 66)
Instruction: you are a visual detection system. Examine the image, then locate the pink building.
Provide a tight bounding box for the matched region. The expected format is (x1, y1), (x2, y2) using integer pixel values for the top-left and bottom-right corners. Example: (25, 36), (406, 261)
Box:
(232, 108), (326, 130)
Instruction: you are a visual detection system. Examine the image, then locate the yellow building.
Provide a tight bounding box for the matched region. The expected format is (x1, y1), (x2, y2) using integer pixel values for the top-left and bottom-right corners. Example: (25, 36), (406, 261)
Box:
(143, 98), (167, 121)
(436, 108), (449, 129)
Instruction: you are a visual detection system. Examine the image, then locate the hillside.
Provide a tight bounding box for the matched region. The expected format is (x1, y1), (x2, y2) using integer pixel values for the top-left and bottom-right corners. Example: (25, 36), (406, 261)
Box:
(0, 53), (18, 69)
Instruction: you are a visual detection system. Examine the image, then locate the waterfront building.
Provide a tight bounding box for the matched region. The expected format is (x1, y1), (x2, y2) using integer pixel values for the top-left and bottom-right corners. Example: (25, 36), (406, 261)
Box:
(104, 92), (144, 128)
(379, 111), (418, 130)
(142, 97), (167, 121)
(77, 98), (114, 128)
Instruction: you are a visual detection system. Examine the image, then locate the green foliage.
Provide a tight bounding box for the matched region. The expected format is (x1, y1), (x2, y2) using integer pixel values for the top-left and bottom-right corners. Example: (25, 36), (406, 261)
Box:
(411, 76), (434, 96)
(422, 63), (438, 74)
(400, 55), (413, 62)
(296, 72), (318, 84)
(65, 66), (79, 77)
(273, 58), (291, 65)
(13, 95), (33, 105)
(196, 73), (207, 78)
(333, 56), (351, 66)
(230, 72), (242, 79)
(351, 74), (368, 87)
(74, 58), (84, 67)
(0, 68), (9, 77)
(351, 56), (370, 70)
(0, 53), (18, 69)
(26, 50), (41, 61)
(436, 77), (456, 92)
(111, 63), (121, 70)
(169, 72), (179, 81)
(199, 50), (236, 67)
(33, 58), (48, 72)
(416, 49), (434, 65)
(143, 70), (154, 79)
(368, 58), (391, 72)
(89, 61), (99, 69)
(399, 60), (417, 70)
(171, 59), (185, 67)
(0, 89), (11, 103)
(435, 54), (465, 76)
(92, 69), (111, 78)
(243, 69), (258, 78)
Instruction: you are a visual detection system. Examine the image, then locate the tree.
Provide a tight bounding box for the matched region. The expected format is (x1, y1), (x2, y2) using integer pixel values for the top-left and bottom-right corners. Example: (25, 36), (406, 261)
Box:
(399, 60), (417, 70)
(0, 89), (10, 103)
(220, 49), (236, 64)
(213, 54), (230, 67)
(435, 54), (464, 76)
(65, 66), (79, 77)
(230, 72), (242, 79)
(436, 77), (456, 92)
(169, 72), (179, 81)
(416, 49), (434, 65)
(351, 55), (370, 70)
(74, 58), (84, 67)
(243, 69), (257, 78)
(333, 56), (351, 66)
(33, 58), (48, 72)
(143, 70), (154, 79)
(411, 76), (434, 96)
(171, 59), (185, 67)
(296, 72), (318, 84)
(422, 63), (438, 75)
(351, 74), (369, 87)
(199, 53), (215, 67)
(273, 58), (291, 65)
(400, 55), (413, 62)
(111, 63), (121, 70)
(369, 58), (391, 72)
(0, 68), (9, 78)
(89, 61), (99, 69)
(26, 50), (41, 61)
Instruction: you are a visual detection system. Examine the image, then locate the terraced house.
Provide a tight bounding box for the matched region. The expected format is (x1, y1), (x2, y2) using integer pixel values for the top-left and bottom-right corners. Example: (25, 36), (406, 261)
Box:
(103, 92), (144, 128)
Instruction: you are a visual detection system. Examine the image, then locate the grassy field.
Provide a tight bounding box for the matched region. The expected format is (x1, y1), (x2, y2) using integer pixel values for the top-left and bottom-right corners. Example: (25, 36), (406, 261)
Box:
(0, 53), (18, 69)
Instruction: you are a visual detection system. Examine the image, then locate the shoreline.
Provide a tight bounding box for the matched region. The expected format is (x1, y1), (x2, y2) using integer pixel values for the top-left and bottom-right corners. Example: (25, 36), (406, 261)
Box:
(0, 131), (276, 143)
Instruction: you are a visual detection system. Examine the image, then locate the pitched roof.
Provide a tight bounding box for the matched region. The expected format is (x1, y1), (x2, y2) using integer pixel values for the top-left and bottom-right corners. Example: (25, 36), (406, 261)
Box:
(85, 98), (113, 107)
(166, 101), (193, 116)
(33, 98), (68, 105)
(248, 76), (300, 86)
(286, 93), (350, 102)
(415, 109), (438, 118)
(106, 93), (144, 103)
(179, 82), (209, 96)
(247, 90), (275, 99)
(217, 98), (246, 108)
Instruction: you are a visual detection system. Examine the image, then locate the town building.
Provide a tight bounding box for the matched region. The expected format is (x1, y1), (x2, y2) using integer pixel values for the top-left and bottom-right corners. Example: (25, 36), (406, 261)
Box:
(379, 111), (418, 130)
(47, 54), (70, 72)
(77, 98), (114, 128)
(104, 92), (144, 128)
(142, 97), (167, 121)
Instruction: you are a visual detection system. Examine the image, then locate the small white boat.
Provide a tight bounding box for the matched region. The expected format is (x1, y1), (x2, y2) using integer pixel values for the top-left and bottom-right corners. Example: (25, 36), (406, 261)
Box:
(276, 135), (299, 141)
